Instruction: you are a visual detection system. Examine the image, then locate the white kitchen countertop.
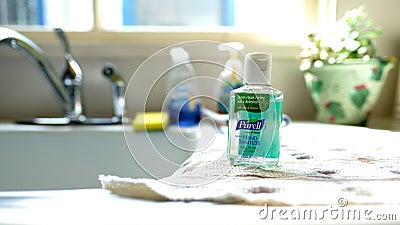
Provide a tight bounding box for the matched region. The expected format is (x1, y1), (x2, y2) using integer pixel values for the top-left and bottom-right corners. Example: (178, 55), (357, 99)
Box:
(0, 188), (267, 225)
(0, 188), (399, 225)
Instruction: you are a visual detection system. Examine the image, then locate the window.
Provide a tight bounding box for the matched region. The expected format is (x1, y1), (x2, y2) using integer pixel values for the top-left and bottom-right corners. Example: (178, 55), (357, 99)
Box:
(98, 0), (325, 43)
(115, 0), (224, 27)
(0, 0), (93, 31)
(0, 0), (41, 25)
(0, 0), (337, 49)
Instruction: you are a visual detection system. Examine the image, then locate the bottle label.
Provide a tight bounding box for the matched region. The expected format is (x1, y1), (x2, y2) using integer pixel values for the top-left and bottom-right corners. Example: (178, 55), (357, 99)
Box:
(234, 93), (270, 113)
(231, 93), (281, 159)
(235, 119), (265, 130)
(167, 85), (201, 126)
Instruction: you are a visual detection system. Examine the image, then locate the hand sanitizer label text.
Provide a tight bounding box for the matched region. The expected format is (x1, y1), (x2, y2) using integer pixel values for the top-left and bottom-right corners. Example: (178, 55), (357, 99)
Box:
(237, 134), (260, 146)
(234, 93), (270, 113)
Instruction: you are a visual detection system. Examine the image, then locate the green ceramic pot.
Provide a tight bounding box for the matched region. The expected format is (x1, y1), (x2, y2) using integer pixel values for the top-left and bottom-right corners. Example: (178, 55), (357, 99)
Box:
(304, 59), (395, 125)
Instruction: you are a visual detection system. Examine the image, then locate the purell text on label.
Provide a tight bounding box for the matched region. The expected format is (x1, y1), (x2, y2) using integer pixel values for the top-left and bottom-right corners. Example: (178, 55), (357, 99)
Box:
(235, 119), (265, 130)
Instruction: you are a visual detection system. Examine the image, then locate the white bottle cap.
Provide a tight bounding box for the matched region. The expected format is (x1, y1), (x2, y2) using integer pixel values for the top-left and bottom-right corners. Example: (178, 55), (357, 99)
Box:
(170, 47), (189, 65)
(244, 53), (272, 85)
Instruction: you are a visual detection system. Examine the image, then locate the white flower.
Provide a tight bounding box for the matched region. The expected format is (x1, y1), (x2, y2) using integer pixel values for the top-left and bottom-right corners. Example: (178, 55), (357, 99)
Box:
(298, 5), (380, 69)
(344, 38), (360, 51)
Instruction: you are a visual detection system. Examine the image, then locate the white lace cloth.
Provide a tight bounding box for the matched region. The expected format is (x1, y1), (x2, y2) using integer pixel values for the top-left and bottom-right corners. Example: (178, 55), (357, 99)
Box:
(99, 122), (400, 206)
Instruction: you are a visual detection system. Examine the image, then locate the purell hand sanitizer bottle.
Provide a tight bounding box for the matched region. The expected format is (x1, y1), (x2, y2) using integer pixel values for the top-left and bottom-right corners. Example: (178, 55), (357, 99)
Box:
(227, 53), (283, 168)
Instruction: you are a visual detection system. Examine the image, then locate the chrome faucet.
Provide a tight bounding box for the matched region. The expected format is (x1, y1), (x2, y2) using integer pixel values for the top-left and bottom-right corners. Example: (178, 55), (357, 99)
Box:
(102, 63), (127, 123)
(0, 27), (84, 122)
(0, 27), (127, 125)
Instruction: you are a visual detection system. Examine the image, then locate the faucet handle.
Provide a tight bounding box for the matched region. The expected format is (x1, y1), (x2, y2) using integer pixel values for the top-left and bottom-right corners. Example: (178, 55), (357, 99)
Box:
(54, 28), (71, 55)
(102, 63), (127, 122)
(54, 28), (85, 120)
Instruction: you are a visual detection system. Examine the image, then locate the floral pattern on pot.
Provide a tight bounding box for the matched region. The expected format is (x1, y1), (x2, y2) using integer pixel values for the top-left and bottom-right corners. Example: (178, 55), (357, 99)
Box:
(304, 59), (394, 125)
(350, 83), (369, 108)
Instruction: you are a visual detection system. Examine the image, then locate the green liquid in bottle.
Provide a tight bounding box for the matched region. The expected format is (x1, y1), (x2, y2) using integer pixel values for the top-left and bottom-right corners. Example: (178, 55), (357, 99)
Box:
(227, 85), (283, 169)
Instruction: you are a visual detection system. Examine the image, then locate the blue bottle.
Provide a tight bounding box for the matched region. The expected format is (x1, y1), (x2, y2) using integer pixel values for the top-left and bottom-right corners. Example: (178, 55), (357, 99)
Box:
(166, 47), (201, 127)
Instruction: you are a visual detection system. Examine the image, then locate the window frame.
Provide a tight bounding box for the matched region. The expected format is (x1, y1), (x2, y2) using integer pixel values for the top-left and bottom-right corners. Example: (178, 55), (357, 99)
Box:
(0, 0), (337, 59)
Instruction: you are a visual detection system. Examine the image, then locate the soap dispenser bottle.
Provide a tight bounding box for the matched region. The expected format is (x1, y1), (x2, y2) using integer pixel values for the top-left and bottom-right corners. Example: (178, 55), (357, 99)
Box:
(227, 53), (283, 168)
(216, 42), (244, 114)
(166, 47), (201, 127)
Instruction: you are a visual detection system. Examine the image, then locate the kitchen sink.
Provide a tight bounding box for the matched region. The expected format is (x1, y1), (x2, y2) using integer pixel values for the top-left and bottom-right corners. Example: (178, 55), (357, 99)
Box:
(0, 123), (202, 191)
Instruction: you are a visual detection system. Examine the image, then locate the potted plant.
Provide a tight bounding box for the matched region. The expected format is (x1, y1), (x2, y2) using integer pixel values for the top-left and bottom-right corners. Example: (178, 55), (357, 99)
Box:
(298, 5), (396, 125)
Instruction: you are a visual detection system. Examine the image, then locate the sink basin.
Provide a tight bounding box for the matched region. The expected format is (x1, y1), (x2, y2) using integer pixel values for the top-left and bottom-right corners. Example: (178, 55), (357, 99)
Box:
(0, 123), (202, 191)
